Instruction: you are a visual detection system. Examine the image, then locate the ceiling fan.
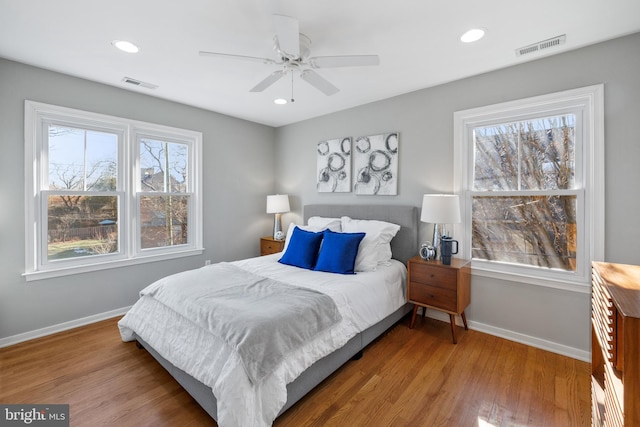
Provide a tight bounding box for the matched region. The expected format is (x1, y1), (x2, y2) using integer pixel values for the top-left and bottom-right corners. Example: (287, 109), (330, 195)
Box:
(199, 14), (379, 97)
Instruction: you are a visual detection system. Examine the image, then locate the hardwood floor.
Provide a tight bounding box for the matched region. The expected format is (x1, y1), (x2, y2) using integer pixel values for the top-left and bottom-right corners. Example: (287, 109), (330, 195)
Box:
(0, 315), (591, 426)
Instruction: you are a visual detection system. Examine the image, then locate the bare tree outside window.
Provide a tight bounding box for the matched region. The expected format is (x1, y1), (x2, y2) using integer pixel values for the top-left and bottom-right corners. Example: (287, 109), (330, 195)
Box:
(46, 125), (119, 260)
(139, 138), (190, 249)
(471, 115), (577, 271)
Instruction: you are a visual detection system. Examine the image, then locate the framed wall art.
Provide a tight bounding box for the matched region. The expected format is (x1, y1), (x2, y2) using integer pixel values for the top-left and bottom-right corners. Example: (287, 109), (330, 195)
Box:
(317, 137), (352, 192)
(353, 132), (398, 195)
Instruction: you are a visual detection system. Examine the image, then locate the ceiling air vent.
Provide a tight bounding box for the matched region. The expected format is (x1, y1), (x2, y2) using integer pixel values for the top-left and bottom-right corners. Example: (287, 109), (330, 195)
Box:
(515, 34), (566, 57)
(121, 77), (158, 90)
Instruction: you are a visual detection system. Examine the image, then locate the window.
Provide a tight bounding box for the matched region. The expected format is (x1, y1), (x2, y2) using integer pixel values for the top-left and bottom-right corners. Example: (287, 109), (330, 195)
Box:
(138, 136), (190, 249)
(453, 85), (604, 291)
(24, 101), (203, 280)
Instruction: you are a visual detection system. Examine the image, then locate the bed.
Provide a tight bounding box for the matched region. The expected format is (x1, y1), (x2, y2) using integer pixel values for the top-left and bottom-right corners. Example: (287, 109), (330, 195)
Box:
(118, 204), (418, 426)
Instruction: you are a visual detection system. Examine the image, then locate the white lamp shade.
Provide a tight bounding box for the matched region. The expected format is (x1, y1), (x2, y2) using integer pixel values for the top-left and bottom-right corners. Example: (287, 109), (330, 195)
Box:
(420, 194), (461, 224)
(266, 194), (290, 213)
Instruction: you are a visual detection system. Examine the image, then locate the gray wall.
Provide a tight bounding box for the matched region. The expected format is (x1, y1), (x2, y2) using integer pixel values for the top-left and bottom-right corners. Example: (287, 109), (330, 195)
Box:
(0, 59), (276, 340)
(275, 32), (640, 359)
(2, 32), (639, 358)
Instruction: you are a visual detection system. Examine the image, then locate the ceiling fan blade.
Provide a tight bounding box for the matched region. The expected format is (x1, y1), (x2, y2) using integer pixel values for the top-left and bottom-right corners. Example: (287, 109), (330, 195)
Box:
(272, 14), (300, 58)
(250, 70), (285, 92)
(300, 70), (339, 96)
(199, 51), (276, 65)
(309, 55), (380, 68)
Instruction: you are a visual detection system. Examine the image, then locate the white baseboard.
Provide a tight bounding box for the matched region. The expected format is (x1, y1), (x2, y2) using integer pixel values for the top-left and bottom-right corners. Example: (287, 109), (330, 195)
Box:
(0, 306), (131, 348)
(421, 309), (590, 363)
(2, 306), (591, 363)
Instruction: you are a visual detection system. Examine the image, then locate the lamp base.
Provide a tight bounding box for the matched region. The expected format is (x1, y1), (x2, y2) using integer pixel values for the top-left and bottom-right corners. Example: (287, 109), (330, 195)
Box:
(432, 223), (447, 260)
(273, 213), (284, 240)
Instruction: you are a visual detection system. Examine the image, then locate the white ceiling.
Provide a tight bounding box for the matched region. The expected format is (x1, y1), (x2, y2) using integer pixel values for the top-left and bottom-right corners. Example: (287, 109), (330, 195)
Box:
(1, 0), (639, 127)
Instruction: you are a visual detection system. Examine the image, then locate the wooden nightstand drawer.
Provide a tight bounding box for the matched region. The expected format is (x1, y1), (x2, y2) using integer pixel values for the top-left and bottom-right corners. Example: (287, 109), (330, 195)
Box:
(409, 282), (457, 312)
(409, 264), (457, 290)
(260, 237), (285, 256)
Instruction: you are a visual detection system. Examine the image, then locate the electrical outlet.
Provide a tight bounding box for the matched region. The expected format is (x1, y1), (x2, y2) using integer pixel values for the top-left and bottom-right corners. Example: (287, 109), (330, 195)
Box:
(205, 260), (211, 266)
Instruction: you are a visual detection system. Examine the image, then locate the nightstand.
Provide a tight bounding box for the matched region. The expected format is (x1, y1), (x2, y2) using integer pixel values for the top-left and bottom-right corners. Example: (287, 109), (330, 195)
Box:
(260, 236), (285, 256)
(407, 256), (471, 344)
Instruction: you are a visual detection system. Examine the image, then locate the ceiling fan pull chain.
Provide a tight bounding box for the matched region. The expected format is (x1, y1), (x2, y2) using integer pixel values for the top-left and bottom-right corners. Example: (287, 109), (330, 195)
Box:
(291, 73), (295, 103)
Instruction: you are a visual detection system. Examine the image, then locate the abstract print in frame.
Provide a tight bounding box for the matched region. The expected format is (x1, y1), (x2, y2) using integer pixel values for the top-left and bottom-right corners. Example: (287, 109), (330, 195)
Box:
(353, 132), (398, 195)
(317, 137), (352, 192)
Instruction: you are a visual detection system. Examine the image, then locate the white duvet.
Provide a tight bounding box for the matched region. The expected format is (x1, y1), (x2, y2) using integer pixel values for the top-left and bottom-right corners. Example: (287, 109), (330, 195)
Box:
(118, 254), (407, 427)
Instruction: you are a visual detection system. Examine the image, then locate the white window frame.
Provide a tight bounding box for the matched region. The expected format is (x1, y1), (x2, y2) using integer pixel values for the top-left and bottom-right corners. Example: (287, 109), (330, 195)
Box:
(453, 85), (604, 293)
(24, 101), (203, 281)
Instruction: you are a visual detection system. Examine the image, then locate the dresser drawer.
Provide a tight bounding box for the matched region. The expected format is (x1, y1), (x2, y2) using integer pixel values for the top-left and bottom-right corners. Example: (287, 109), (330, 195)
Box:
(409, 282), (457, 312)
(410, 263), (457, 290)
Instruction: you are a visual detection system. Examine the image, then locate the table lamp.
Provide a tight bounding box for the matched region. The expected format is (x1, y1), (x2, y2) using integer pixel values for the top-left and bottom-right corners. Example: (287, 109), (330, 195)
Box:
(266, 194), (290, 240)
(420, 194), (461, 259)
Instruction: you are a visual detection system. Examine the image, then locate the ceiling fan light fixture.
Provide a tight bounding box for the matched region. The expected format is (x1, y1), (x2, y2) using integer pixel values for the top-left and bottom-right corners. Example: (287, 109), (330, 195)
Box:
(112, 40), (140, 53)
(274, 98), (287, 105)
(460, 28), (486, 43)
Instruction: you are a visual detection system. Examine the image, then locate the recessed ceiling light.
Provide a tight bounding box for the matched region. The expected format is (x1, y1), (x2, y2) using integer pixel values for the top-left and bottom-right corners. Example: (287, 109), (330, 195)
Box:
(274, 98), (287, 105)
(460, 28), (486, 43)
(112, 40), (140, 53)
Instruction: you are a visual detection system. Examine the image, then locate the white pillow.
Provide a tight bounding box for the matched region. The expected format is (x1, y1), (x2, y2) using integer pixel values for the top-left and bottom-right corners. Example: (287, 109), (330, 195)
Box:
(307, 216), (341, 231)
(341, 216), (401, 271)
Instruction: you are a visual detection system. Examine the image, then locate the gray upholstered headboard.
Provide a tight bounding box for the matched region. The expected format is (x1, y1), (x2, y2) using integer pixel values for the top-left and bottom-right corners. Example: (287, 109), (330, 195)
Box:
(303, 204), (418, 265)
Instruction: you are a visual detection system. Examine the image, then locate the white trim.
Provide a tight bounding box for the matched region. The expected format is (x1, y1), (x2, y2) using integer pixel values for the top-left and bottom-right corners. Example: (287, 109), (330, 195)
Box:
(469, 262), (590, 293)
(0, 306), (131, 348)
(423, 309), (589, 362)
(469, 319), (590, 362)
(23, 248), (203, 281)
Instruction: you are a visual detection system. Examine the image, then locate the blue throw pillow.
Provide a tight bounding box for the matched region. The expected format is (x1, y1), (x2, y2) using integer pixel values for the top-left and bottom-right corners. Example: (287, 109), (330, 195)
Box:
(314, 229), (366, 274)
(278, 226), (324, 270)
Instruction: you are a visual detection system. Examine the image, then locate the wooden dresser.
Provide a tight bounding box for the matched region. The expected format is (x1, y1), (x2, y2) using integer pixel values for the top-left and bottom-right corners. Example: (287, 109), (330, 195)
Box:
(592, 262), (640, 426)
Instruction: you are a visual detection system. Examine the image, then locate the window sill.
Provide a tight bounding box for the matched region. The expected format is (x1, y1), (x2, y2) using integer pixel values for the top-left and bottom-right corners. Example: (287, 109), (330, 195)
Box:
(23, 248), (204, 282)
(470, 261), (590, 294)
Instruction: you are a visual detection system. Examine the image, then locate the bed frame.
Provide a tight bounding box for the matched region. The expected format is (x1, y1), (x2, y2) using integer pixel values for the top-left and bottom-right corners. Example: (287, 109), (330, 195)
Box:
(134, 204), (418, 421)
